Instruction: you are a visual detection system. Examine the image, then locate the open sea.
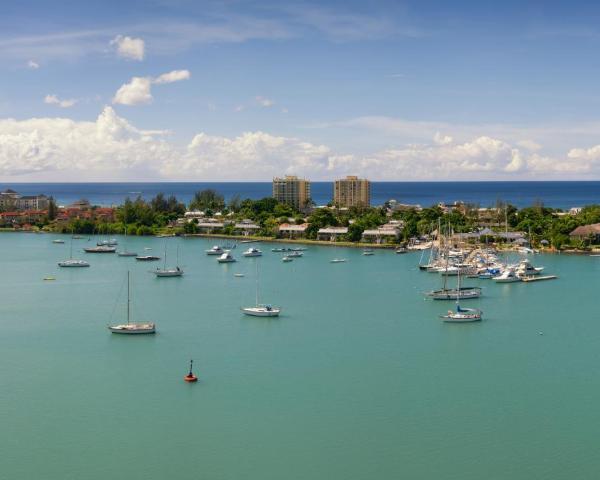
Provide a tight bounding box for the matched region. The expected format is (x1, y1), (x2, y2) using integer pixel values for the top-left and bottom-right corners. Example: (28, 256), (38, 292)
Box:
(1, 181), (600, 209)
(2, 233), (600, 479)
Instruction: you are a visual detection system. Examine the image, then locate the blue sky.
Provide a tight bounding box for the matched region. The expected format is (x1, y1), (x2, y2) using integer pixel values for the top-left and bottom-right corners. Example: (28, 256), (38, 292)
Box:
(1, 0), (600, 181)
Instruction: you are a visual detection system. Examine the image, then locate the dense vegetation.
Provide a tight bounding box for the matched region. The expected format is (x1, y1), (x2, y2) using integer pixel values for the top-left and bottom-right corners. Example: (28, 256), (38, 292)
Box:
(39, 189), (600, 249)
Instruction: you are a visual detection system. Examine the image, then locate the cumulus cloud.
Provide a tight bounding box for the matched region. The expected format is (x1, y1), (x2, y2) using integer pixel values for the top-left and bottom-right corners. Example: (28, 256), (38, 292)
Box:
(110, 35), (145, 61)
(433, 132), (453, 145)
(0, 107), (173, 179)
(27, 60), (39, 69)
(154, 69), (191, 84)
(112, 70), (190, 106)
(3, 107), (600, 181)
(112, 77), (153, 106)
(44, 94), (77, 108)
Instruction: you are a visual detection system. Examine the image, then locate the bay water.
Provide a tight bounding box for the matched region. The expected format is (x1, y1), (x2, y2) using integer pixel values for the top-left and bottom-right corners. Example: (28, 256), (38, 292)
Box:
(1, 233), (599, 479)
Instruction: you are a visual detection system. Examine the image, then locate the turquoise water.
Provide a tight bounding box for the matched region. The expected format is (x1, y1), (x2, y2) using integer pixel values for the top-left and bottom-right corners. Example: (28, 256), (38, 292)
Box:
(1, 233), (599, 479)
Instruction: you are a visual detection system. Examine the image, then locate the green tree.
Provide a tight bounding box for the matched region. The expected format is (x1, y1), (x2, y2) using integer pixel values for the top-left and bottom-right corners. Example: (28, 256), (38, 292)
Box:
(189, 189), (225, 211)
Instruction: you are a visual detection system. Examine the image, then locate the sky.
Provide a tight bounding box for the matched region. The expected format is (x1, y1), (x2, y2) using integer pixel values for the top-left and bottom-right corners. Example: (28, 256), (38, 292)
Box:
(1, 0), (600, 181)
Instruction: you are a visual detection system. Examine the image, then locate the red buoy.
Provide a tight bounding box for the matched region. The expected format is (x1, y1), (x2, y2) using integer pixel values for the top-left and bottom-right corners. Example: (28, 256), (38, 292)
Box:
(184, 359), (198, 382)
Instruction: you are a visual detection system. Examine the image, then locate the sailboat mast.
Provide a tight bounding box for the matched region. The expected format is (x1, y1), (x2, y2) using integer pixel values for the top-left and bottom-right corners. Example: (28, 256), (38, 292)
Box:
(127, 271), (131, 324)
(163, 241), (167, 270)
(255, 260), (259, 306)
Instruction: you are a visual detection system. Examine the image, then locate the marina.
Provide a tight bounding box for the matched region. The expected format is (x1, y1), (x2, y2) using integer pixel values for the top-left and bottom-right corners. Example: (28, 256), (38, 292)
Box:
(1, 232), (596, 479)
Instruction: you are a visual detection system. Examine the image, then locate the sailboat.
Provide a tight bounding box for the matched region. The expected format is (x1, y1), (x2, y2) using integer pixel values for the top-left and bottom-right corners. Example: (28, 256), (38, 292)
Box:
(440, 268), (482, 322)
(242, 260), (281, 317)
(330, 242), (347, 263)
(118, 226), (137, 257)
(424, 229), (481, 300)
(154, 242), (183, 277)
(58, 231), (90, 267)
(108, 271), (156, 334)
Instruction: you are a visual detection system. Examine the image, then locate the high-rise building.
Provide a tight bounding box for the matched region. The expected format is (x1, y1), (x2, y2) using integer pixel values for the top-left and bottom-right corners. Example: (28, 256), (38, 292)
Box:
(333, 176), (370, 207)
(272, 176), (311, 210)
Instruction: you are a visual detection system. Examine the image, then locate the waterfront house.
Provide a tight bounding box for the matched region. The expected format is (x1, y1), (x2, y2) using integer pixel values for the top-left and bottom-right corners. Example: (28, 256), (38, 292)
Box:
(362, 222), (403, 244)
(569, 224), (600, 242)
(234, 220), (261, 236)
(278, 223), (308, 239)
(317, 226), (348, 241)
(0, 209), (47, 226)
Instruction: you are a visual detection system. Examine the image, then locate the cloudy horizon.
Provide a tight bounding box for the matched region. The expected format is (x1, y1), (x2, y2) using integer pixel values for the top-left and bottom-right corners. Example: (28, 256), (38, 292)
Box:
(2, 0), (600, 181)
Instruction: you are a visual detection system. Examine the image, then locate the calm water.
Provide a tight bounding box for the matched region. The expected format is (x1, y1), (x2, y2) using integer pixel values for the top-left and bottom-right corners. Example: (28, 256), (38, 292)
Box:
(2, 181), (600, 208)
(2, 234), (600, 479)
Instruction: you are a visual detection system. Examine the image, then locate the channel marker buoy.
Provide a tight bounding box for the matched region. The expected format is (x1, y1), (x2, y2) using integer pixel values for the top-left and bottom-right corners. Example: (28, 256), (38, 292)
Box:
(184, 359), (198, 383)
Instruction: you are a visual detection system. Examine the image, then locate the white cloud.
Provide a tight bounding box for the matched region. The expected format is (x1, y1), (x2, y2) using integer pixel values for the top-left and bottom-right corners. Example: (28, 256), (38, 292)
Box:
(27, 60), (39, 69)
(112, 70), (190, 106)
(433, 132), (453, 145)
(154, 69), (191, 84)
(112, 77), (153, 106)
(255, 96), (275, 108)
(44, 94), (77, 108)
(110, 35), (145, 61)
(3, 107), (600, 181)
(0, 107), (173, 180)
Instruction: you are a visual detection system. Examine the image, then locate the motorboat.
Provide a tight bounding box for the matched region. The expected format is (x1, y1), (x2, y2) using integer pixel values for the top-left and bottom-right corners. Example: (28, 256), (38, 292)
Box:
(217, 252), (236, 263)
(493, 268), (521, 283)
(330, 258), (347, 263)
(282, 256), (293, 262)
(205, 245), (224, 255)
(363, 249), (375, 256)
(243, 247), (262, 257)
(515, 260), (543, 277)
(52, 239), (65, 244)
(288, 251), (303, 257)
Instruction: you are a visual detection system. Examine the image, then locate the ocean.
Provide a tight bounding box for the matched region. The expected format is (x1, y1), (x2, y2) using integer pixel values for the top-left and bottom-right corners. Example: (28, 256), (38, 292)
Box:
(1, 181), (599, 209)
(1, 234), (599, 479)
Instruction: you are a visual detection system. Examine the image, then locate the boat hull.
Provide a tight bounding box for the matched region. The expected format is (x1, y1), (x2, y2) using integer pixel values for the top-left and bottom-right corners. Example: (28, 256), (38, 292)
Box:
(242, 307), (281, 317)
(58, 261), (90, 267)
(108, 323), (156, 334)
(154, 270), (183, 277)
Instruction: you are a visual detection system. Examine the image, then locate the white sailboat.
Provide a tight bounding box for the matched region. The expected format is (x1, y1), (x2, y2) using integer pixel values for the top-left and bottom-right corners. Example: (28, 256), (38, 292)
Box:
(58, 232), (90, 267)
(154, 243), (183, 277)
(108, 271), (155, 334)
(242, 260), (280, 317)
(118, 226), (137, 257)
(330, 243), (347, 263)
(440, 268), (482, 322)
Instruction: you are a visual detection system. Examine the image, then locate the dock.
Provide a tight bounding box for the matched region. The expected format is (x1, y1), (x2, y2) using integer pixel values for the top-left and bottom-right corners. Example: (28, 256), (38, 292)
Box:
(521, 275), (558, 282)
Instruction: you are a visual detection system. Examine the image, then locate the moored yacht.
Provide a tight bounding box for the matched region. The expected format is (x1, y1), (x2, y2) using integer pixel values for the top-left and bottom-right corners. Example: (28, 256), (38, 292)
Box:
(108, 271), (155, 334)
(205, 245), (224, 255)
(243, 247), (262, 257)
(217, 251), (236, 263)
(493, 268), (521, 283)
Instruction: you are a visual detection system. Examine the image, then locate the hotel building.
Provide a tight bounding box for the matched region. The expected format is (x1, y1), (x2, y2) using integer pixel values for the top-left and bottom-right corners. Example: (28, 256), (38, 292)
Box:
(333, 176), (370, 208)
(272, 176), (311, 210)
